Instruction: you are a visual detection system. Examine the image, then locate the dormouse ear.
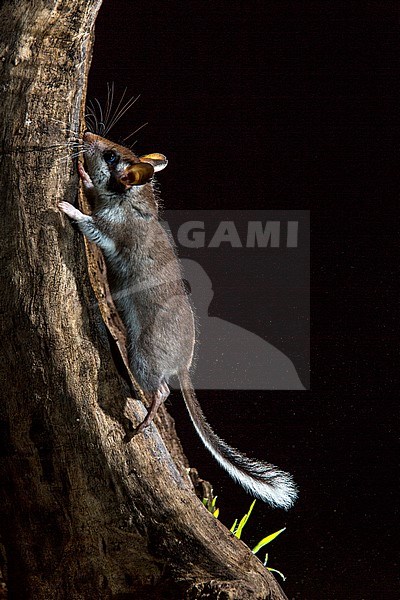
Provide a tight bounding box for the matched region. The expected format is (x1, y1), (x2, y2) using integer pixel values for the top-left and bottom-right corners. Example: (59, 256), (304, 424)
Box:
(139, 153), (168, 172)
(119, 162), (154, 188)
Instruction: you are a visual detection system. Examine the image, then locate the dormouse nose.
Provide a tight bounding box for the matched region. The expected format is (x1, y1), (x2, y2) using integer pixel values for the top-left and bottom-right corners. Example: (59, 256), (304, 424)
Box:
(83, 131), (95, 143)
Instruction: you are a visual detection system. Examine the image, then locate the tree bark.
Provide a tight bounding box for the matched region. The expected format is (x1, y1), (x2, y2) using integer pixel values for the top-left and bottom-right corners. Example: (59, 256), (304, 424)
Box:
(0, 2), (289, 598)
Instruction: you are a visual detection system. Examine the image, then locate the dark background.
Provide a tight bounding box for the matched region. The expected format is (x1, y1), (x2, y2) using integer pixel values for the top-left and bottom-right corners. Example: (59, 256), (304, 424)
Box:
(87, 2), (398, 598)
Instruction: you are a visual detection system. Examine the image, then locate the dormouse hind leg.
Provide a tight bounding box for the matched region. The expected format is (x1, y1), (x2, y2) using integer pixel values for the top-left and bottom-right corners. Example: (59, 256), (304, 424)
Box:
(133, 382), (170, 436)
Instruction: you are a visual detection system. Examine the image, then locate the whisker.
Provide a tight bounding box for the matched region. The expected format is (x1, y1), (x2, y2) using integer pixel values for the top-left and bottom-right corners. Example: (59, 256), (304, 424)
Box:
(85, 104), (95, 115)
(55, 149), (87, 163)
(55, 140), (84, 147)
(104, 87), (127, 135)
(55, 149), (85, 159)
(0, 144), (82, 156)
(122, 121), (148, 143)
(84, 113), (96, 133)
(103, 82), (115, 132)
(105, 94), (140, 135)
(106, 95), (140, 135)
(40, 142), (83, 152)
(85, 87), (141, 138)
(63, 139), (83, 146)
(54, 144), (85, 154)
(86, 105), (97, 132)
(94, 97), (105, 134)
(87, 101), (100, 134)
(48, 117), (80, 138)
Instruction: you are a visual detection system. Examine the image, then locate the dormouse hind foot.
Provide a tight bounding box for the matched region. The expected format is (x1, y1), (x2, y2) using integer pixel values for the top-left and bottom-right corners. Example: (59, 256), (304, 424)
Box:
(127, 383), (170, 440)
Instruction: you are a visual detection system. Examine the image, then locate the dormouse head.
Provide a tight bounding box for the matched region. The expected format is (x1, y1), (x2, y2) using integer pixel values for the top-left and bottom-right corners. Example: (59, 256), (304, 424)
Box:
(82, 132), (168, 194)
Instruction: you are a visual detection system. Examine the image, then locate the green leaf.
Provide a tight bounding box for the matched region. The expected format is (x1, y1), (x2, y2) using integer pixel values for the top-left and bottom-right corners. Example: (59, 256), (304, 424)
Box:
(202, 498), (208, 506)
(235, 500), (256, 539)
(213, 508), (220, 518)
(252, 528), (286, 554)
(211, 496), (218, 508)
(230, 518), (238, 533)
(267, 567), (286, 581)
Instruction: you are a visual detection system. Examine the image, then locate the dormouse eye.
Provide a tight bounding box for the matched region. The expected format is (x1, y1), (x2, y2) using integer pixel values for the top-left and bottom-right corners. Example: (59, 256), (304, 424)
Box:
(103, 150), (119, 165)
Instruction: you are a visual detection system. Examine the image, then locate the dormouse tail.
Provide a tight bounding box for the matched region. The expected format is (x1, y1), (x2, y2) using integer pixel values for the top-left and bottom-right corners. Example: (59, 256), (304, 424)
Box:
(178, 369), (298, 510)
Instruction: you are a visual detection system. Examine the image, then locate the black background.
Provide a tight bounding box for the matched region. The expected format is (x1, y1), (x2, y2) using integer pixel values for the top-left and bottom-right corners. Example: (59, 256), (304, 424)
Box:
(87, 2), (398, 598)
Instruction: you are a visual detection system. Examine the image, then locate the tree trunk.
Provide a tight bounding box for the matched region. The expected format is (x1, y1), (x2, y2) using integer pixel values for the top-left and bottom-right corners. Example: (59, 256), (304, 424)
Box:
(0, 2), (288, 598)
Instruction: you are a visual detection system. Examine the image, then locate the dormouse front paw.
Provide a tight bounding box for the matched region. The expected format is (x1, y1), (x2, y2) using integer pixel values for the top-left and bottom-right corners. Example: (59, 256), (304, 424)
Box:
(58, 201), (85, 222)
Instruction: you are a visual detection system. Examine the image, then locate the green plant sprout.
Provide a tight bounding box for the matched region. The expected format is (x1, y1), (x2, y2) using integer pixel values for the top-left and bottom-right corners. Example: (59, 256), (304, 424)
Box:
(202, 495), (219, 518)
(203, 498), (287, 581)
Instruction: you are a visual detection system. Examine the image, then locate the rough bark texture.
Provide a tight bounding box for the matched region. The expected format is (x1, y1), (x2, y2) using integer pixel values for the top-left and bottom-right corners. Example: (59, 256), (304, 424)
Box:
(0, 2), (289, 598)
